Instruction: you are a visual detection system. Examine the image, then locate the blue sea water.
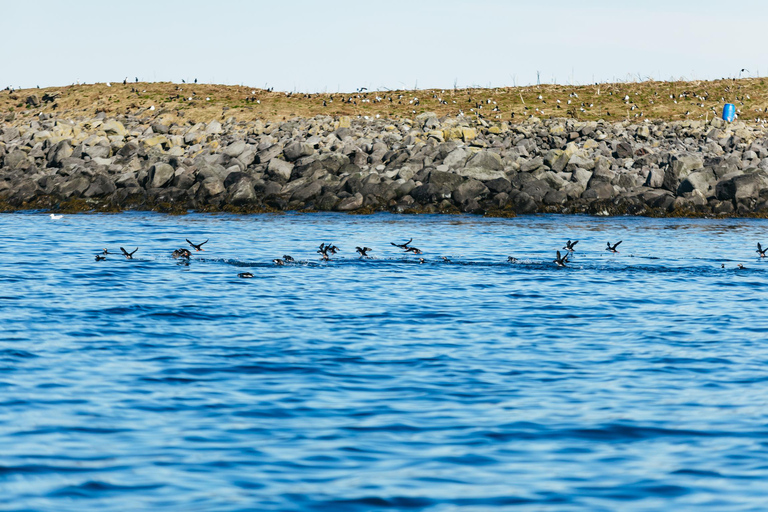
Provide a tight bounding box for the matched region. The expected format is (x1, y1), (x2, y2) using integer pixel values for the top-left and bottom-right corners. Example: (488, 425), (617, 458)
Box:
(2, 211), (768, 511)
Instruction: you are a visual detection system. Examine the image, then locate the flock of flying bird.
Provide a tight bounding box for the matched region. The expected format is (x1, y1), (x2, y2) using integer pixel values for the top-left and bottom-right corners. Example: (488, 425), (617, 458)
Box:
(89, 235), (737, 277)
(92, 236), (768, 275)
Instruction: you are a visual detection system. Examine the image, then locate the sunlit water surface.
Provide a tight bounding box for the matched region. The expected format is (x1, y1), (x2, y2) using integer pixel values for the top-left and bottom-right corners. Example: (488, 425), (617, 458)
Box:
(2, 212), (768, 511)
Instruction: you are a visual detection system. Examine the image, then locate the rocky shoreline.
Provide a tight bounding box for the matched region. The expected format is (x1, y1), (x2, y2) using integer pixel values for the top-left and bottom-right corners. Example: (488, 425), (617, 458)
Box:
(2, 111), (768, 216)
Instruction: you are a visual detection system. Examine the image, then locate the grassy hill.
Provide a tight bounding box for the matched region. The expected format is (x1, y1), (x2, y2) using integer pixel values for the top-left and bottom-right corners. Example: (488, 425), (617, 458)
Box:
(3, 78), (768, 126)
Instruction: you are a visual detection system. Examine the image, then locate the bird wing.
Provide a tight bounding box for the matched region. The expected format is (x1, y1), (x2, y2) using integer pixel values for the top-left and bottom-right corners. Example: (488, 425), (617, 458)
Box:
(572, 241), (579, 247)
(615, 241), (622, 247)
(186, 239), (195, 247)
(120, 247), (128, 255)
(200, 239), (209, 246)
(130, 248), (138, 255)
(759, 243), (763, 252)
(556, 251), (562, 260)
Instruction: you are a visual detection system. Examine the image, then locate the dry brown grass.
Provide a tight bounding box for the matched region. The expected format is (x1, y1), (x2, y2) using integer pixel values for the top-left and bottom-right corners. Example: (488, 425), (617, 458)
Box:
(3, 78), (768, 126)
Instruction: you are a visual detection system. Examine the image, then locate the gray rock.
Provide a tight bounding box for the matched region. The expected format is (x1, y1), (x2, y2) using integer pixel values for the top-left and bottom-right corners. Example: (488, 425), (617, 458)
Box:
(56, 176), (90, 198)
(205, 121), (223, 135)
(677, 169), (715, 195)
(520, 157), (544, 173)
(148, 163), (175, 189)
(200, 177), (225, 197)
(284, 142), (314, 162)
(291, 181), (323, 202)
(543, 189), (567, 205)
(465, 150), (503, 171)
(453, 179), (489, 204)
(442, 148), (468, 168)
(645, 168), (664, 188)
(84, 175), (116, 198)
(428, 170), (464, 190)
(223, 140), (247, 158)
(48, 140), (73, 167)
(485, 177), (512, 194)
(456, 167), (506, 181)
(582, 182), (615, 200)
(336, 192), (364, 211)
(663, 154), (703, 192)
(228, 179), (257, 205)
(9, 179), (39, 205)
(267, 158), (294, 181)
(522, 180), (551, 202)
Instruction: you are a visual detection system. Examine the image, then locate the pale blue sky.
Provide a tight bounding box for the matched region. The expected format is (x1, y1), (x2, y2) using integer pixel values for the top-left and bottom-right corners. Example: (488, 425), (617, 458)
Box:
(3, 0), (766, 92)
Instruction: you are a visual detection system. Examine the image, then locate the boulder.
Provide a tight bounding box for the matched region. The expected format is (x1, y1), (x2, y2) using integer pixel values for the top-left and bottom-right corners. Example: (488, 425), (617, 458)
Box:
(442, 148), (468, 168)
(464, 150), (503, 171)
(200, 177), (225, 197)
(223, 140), (247, 158)
(456, 168), (506, 181)
(645, 168), (664, 188)
(677, 169), (716, 196)
(56, 176), (90, 198)
(336, 192), (364, 211)
(267, 158), (294, 181)
(291, 181), (323, 202)
(663, 154), (703, 192)
(102, 120), (127, 136)
(283, 142), (314, 161)
(228, 179), (257, 205)
(428, 170), (464, 190)
(453, 179), (489, 205)
(148, 163), (175, 189)
(48, 140), (73, 167)
(582, 182), (615, 200)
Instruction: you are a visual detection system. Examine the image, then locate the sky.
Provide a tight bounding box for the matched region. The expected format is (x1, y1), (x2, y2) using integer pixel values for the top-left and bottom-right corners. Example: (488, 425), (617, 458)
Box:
(3, 0), (767, 92)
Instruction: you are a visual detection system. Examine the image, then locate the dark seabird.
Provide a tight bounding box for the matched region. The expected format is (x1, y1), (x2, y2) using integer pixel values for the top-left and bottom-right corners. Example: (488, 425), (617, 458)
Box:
(273, 259), (285, 266)
(442, 256), (451, 262)
(757, 243), (767, 258)
(238, 272), (254, 278)
(418, 258), (425, 264)
(606, 241), (622, 253)
(507, 256), (518, 263)
(102, 248), (110, 255)
(356, 246), (372, 257)
(405, 246), (423, 254)
(186, 239), (209, 251)
(317, 243), (331, 261)
(95, 254), (106, 261)
(327, 244), (339, 254)
(563, 240), (579, 252)
(391, 238), (413, 249)
(120, 247), (138, 259)
(737, 264), (746, 270)
(283, 255), (295, 263)
(172, 248), (191, 259)
(553, 250), (569, 267)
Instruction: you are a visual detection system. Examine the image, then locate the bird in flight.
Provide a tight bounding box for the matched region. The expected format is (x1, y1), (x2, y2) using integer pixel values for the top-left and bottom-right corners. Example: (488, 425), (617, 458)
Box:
(186, 239), (209, 251)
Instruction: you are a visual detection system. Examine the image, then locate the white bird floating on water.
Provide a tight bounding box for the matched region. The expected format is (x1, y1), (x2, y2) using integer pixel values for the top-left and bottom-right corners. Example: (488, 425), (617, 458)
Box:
(50, 214), (62, 220)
